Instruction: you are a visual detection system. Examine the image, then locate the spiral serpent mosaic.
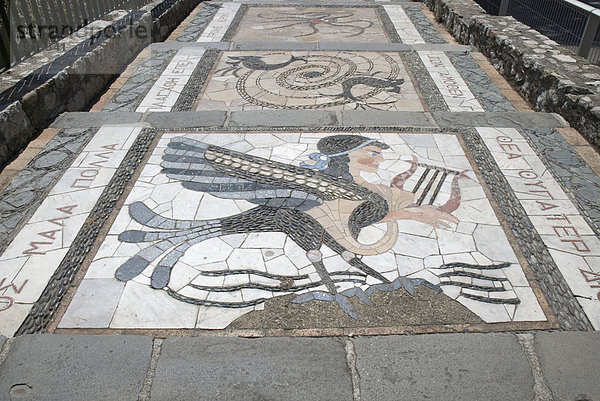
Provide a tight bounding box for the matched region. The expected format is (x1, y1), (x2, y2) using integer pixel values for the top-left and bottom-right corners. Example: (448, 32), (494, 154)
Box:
(208, 51), (418, 111)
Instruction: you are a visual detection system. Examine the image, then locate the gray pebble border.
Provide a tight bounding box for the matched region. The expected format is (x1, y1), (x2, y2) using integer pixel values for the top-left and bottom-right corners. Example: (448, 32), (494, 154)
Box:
(16, 129), (158, 335)
(221, 5), (249, 42)
(377, 6), (402, 43)
(404, 51), (449, 112)
(0, 129), (94, 256)
(172, 49), (221, 111)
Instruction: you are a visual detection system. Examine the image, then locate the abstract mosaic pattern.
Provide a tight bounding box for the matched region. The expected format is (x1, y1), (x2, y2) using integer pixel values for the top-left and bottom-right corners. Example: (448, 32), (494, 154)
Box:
(196, 51), (423, 111)
(234, 7), (389, 43)
(59, 132), (547, 330)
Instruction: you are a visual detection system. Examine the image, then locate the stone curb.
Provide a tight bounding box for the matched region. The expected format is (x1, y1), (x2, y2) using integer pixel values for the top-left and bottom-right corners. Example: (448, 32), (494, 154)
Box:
(50, 110), (569, 129)
(425, 0), (600, 150)
(0, 0), (202, 170)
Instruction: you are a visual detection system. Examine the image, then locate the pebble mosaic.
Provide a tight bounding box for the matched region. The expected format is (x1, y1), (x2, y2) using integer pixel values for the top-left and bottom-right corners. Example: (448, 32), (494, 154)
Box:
(58, 131), (549, 330)
(233, 7), (390, 43)
(136, 49), (207, 112)
(477, 127), (600, 329)
(0, 127), (142, 336)
(1, 0), (599, 336)
(195, 51), (423, 111)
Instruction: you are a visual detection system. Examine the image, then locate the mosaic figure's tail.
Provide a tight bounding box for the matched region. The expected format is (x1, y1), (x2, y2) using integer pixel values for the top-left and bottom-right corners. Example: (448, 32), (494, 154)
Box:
(115, 201), (222, 288)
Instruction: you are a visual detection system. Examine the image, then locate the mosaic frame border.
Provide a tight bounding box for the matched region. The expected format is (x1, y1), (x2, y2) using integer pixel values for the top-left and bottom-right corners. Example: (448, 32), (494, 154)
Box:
(176, 2), (223, 42)
(103, 50), (178, 112)
(521, 128), (600, 237)
(0, 129), (95, 255)
(16, 128), (158, 335)
(402, 3), (447, 44)
(172, 49), (221, 111)
(9, 125), (594, 334)
(221, 5), (250, 42)
(446, 52), (516, 113)
(461, 128), (593, 330)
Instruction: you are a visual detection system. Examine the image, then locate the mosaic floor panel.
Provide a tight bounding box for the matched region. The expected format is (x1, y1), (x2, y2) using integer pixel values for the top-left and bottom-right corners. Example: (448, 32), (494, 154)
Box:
(55, 130), (551, 331)
(233, 7), (390, 43)
(196, 51), (424, 111)
(2, 0), (600, 338)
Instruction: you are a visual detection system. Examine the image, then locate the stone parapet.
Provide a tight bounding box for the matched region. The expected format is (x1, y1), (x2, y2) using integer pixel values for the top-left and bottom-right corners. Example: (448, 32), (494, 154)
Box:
(425, 0), (600, 149)
(0, 0), (201, 169)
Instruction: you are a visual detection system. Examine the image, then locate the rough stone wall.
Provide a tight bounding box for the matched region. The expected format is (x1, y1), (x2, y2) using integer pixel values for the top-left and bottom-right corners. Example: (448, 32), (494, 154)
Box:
(426, 0), (600, 149)
(0, 0), (201, 168)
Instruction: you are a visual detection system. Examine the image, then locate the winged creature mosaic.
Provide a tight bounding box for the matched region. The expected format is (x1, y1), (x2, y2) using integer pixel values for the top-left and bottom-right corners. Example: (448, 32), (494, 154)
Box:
(115, 135), (519, 318)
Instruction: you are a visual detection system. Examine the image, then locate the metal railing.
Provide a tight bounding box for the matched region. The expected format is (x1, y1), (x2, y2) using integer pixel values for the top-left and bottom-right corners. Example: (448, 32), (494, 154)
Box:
(474, 0), (600, 64)
(0, 0), (154, 72)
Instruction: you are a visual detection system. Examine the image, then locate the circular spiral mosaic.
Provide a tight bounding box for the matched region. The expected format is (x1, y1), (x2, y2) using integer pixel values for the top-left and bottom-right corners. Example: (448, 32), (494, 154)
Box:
(227, 52), (404, 110)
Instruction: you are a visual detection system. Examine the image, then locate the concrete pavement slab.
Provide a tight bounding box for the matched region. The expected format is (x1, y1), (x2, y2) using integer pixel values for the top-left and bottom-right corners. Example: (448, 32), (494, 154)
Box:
(0, 334), (152, 401)
(52, 112), (143, 128)
(535, 332), (600, 401)
(338, 110), (435, 127)
(432, 111), (568, 128)
(354, 333), (534, 401)
(228, 110), (338, 127)
(151, 337), (353, 401)
(145, 111), (228, 128)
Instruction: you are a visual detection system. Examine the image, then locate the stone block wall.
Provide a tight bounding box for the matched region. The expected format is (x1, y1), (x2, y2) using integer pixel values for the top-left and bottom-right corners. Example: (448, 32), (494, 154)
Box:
(0, 0), (201, 168)
(426, 0), (600, 149)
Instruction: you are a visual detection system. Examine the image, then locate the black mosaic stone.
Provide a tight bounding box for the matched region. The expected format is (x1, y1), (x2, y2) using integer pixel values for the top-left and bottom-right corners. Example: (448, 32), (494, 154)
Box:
(172, 49), (221, 111)
(446, 52), (516, 112)
(403, 51), (448, 112)
(376, 6), (401, 43)
(221, 5), (249, 42)
(16, 129), (157, 335)
(0, 129), (93, 255)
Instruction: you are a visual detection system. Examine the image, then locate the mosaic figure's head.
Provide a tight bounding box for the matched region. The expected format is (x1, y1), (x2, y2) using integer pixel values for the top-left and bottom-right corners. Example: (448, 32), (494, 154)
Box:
(315, 135), (389, 181)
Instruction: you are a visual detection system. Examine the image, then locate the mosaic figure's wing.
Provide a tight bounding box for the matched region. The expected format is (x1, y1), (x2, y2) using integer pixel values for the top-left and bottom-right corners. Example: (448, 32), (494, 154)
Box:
(161, 137), (371, 210)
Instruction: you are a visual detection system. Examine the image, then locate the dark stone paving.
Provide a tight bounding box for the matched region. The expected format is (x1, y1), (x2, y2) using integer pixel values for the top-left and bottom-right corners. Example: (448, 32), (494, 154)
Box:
(535, 332), (600, 401)
(151, 337), (353, 401)
(50, 110), (569, 129)
(354, 333), (535, 401)
(103, 50), (177, 112)
(0, 332), (596, 400)
(0, 334), (152, 401)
